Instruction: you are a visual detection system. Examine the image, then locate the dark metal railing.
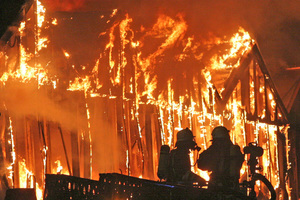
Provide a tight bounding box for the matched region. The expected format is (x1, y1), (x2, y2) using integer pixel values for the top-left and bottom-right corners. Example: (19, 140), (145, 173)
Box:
(99, 173), (193, 200)
(44, 174), (101, 200)
(44, 173), (254, 200)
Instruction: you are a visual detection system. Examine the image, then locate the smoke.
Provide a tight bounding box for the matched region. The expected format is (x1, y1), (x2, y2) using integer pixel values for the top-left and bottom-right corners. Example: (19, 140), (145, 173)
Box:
(0, 81), (86, 130)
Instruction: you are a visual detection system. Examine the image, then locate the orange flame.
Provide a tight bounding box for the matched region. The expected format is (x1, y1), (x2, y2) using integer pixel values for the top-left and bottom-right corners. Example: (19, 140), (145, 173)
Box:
(6, 117), (16, 187)
(0, 1), (286, 197)
(210, 27), (253, 70)
(67, 76), (91, 92)
(52, 160), (69, 175)
(19, 159), (43, 200)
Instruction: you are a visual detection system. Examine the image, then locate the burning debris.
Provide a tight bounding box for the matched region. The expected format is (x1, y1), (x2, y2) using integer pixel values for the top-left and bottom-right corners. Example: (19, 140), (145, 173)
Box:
(0, 0), (297, 199)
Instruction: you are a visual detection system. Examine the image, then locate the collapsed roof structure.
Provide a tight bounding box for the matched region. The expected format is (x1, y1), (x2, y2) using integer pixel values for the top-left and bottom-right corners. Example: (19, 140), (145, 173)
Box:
(0, 0), (299, 199)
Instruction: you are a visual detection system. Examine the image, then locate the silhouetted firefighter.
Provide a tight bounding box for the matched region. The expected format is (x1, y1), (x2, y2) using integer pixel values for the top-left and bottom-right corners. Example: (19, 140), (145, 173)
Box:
(157, 128), (206, 185)
(197, 126), (244, 190)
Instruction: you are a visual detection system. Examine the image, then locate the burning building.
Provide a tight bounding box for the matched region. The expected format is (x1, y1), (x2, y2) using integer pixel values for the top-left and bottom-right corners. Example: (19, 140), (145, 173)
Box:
(0, 0), (299, 199)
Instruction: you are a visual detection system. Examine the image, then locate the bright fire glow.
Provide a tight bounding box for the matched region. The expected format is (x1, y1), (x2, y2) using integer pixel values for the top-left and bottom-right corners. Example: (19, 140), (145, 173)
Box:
(19, 159), (43, 200)
(0, 1), (289, 199)
(52, 160), (69, 175)
(210, 27), (253, 70)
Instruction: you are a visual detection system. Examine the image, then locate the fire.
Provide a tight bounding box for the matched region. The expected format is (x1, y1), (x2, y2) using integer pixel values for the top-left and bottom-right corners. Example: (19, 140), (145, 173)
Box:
(198, 170), (210, 182)
(37, 0), (46, 28)
(210, 27), (253, 70)
(63, 49), (70, 58)
(0, 0), (51, 88)
(19, 159), (34, 188)
(68, 76), (91, 92)
(0, 0), (291, 199)
(19, 159), (43, 200)
(110, 9), (118, 18)
(36, 0), (48, 52)
(7, 117), (16, 187)
(51, 18), (58, 25)
(105, 21), (119, 85)
(52, 160), (69, 175)
(139, 14), (187, 100)
(0, 44), (48, 86)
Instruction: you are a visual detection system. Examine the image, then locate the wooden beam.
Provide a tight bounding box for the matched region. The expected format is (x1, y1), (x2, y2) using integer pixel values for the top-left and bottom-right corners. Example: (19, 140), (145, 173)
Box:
(71, 130), (79, 177)
(286, 67), (300, 71)
(241, 63), (250, 112)
(277, 128), (289, 199)
(83, 130), (91, 179)
(251, 44), (289, 123)
(288, 127), (299, 199)
(58, 127), (71, 176)
(145, 104), (155, 179)
(197, 73), (203, 112)
(151, 111), (161, 179)
(219, 52), (252, 110)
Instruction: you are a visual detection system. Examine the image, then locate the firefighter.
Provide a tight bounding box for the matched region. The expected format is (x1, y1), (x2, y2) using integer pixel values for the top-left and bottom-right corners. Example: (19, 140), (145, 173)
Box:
(197, 126), (244, 190)
(168, 128), (206, 185)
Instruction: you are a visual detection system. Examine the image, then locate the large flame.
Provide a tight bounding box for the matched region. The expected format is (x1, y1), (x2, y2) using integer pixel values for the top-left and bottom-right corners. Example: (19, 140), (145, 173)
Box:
(0, 1), (290, 199)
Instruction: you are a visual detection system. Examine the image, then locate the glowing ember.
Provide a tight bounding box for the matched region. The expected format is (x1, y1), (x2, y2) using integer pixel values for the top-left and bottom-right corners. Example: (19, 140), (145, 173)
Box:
(53, 160), (69, 175)
(67, 76), (91, 92)
(51, 18), (58, 25)
(63, 49), (70, 58)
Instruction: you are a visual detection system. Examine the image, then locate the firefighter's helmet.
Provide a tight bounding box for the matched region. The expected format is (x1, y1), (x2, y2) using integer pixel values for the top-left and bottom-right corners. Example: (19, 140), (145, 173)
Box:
(211, 126), (230, 140)
(176, 128), (194, 142)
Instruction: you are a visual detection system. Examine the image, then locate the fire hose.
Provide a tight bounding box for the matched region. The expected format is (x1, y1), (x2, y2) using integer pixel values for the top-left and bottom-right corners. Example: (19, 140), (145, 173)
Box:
(242, 173), (276, 200)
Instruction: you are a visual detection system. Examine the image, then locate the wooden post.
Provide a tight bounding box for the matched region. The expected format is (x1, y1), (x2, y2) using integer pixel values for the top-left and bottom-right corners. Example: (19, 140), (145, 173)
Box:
(78, 93), (91, 179)
(256, 69), (264, 118)
(129, 105), (143, 178)
(45, 121), (51, 174)
(197, 73), (203, 112)
(288, 127), (299, 200)
(110, 97), (119, 174)
(58, 126), (71, 176)
(83, 129), (91, 179)
(31, 117), (43, 188)
(241, 60), (250, 113)
(253, 61), (259, 119)
(113, 96), (126, 174)
(277, 128), (289, 199)
(145, 104), (154, 179)
(138, 103), (155, 179)
(220, 53), (251, 111)
(69, 92), (80, 177)
(265, 82), (271, 122)
(151, 111), (161, 179)
(124, 100), (132, 176)
(12, 117), (21, 188)
(71, 130), (79, 177)
(251, 44), (288, 123)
